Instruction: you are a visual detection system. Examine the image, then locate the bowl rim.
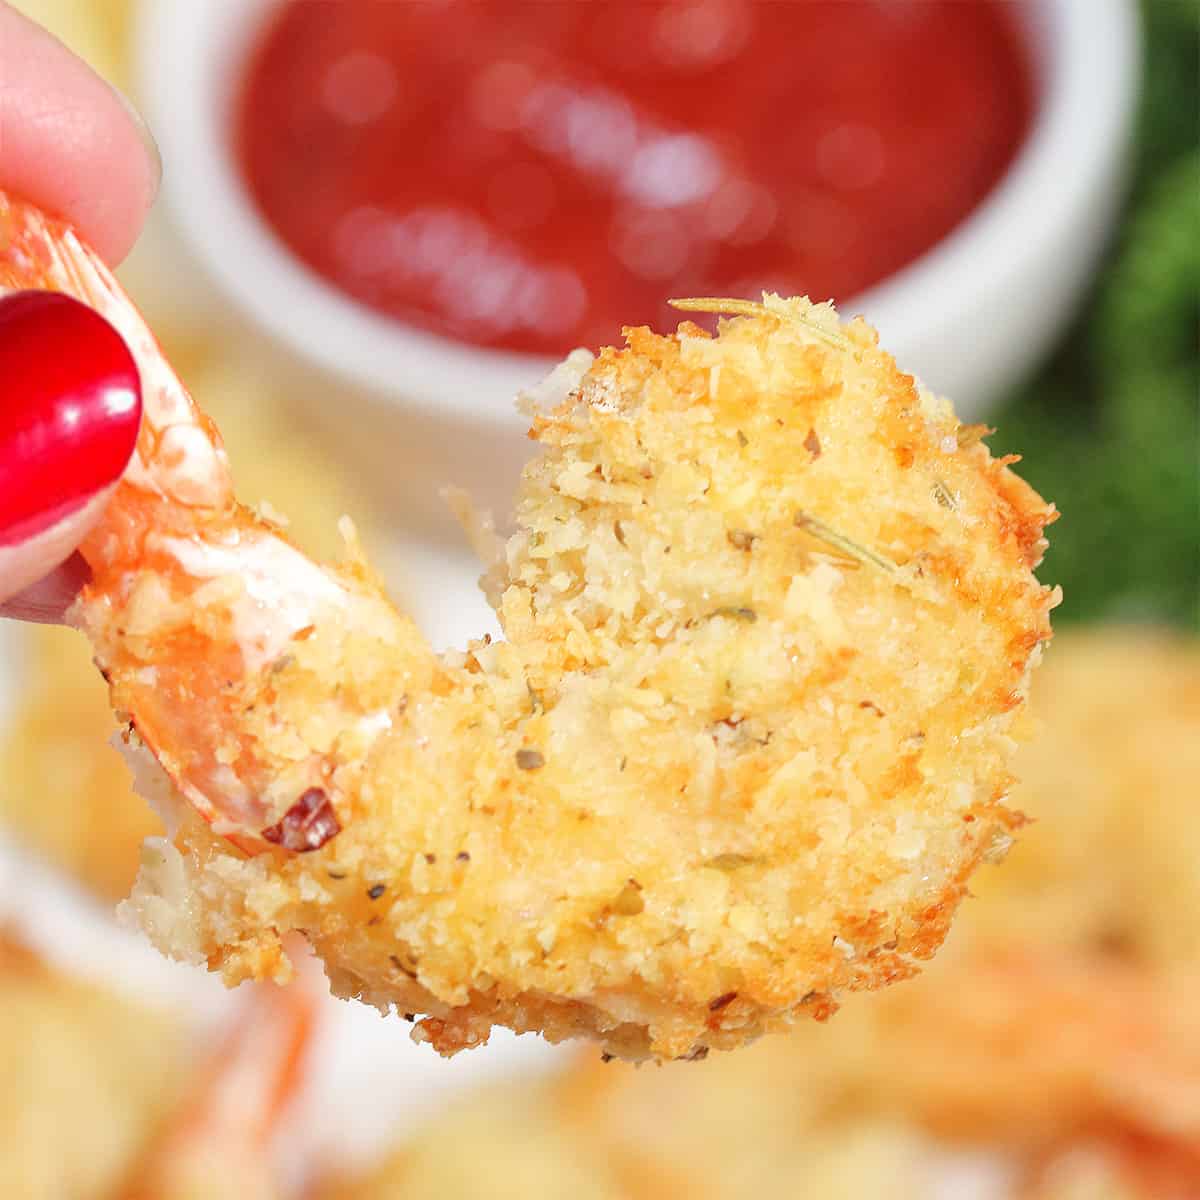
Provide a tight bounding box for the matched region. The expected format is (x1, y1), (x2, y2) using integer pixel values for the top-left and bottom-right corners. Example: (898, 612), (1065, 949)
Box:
(137, 0), (1139, 428)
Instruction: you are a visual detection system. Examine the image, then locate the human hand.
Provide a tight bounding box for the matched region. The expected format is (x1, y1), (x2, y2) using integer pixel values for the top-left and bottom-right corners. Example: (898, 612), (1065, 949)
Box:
(0, 2), (158, 621)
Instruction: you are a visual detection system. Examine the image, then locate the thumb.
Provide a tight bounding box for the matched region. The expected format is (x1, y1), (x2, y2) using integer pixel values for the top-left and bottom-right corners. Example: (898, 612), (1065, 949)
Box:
(0, 291), (142, 615)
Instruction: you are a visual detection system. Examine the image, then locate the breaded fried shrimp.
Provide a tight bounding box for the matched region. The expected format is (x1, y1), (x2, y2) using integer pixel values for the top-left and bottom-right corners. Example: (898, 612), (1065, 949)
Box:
(0, 193), (1057, 1060)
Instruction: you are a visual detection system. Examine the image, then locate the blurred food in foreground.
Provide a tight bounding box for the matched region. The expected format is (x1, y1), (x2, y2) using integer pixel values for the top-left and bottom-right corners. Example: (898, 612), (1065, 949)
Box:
(0, 928), (313, 1200)
(317, 627), (1200, 1199)
(0, 345), (383, 898)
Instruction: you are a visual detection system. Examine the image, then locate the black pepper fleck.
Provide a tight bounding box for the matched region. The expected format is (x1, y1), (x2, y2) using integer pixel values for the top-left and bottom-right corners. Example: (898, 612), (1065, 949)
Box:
(456, 851), (471, 863)
(367, 884), (386, 900)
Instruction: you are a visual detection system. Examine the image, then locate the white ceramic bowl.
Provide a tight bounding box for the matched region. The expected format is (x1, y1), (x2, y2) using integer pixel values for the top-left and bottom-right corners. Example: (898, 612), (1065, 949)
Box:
(136, 0), (1138, 531)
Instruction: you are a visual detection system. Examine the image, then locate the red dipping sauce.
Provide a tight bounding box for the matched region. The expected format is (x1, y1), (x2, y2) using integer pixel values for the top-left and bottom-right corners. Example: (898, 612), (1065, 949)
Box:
(236, 0), (1034, 356)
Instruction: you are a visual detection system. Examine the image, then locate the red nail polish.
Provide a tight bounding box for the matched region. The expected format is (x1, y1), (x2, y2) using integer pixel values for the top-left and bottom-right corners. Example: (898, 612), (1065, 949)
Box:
(0, 291), (142, 546)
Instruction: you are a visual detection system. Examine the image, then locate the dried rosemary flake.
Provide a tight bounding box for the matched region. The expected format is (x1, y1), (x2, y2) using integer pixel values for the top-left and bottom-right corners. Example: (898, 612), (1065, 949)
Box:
(794, 511), (898, 577)
(704, 853), (763, 871)
(669, 297), (769, 318)
(711, 606), (757, 622)
(516, 748), (546, 770)
(932, 480), (958, 510)
(669, 296), (849, 349)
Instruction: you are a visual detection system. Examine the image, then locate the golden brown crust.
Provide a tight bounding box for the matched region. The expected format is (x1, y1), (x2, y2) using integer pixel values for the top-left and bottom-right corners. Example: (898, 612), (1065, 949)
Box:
(114, 297), (1056, 1059)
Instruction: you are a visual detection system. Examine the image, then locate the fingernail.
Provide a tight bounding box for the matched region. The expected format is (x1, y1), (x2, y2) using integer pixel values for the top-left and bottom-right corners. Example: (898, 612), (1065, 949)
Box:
(110, 82), (163, 205)
(0, 291), (142, 547)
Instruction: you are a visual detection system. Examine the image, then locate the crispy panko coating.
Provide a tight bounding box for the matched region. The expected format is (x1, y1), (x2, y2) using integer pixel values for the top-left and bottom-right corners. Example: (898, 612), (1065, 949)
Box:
(0, 195), (1055, 1061)
(0, 932), (185, 1200)
(105, 295), (1056, 1062)
(965, 628), (1200, 963)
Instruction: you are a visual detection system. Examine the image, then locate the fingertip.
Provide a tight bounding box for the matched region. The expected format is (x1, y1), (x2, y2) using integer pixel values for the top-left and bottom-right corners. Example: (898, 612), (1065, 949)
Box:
(0, 491), (109, 618)
(0, 552), (90, 624)
(0, 5), (160, 263)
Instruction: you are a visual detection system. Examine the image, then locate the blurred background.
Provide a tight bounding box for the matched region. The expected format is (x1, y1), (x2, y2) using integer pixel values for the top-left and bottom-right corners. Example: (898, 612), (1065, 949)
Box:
(0, 1), (1196, 1197)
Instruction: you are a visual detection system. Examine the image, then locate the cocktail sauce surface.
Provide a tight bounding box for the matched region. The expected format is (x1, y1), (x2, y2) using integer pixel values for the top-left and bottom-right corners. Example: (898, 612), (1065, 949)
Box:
(237, 0), (1034, 355)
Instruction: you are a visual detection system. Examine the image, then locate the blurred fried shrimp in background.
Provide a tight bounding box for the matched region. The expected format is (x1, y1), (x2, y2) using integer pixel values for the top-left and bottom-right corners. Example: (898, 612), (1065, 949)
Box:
(0, 928), (314, 1200)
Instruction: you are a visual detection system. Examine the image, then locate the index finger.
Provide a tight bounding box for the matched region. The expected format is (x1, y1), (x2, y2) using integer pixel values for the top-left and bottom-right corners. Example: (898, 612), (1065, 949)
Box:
(0, 2), (159, 264)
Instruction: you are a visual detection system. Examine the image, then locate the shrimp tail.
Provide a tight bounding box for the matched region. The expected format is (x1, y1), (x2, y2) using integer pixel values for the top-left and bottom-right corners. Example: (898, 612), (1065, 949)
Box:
(0, 189), (425, 852)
